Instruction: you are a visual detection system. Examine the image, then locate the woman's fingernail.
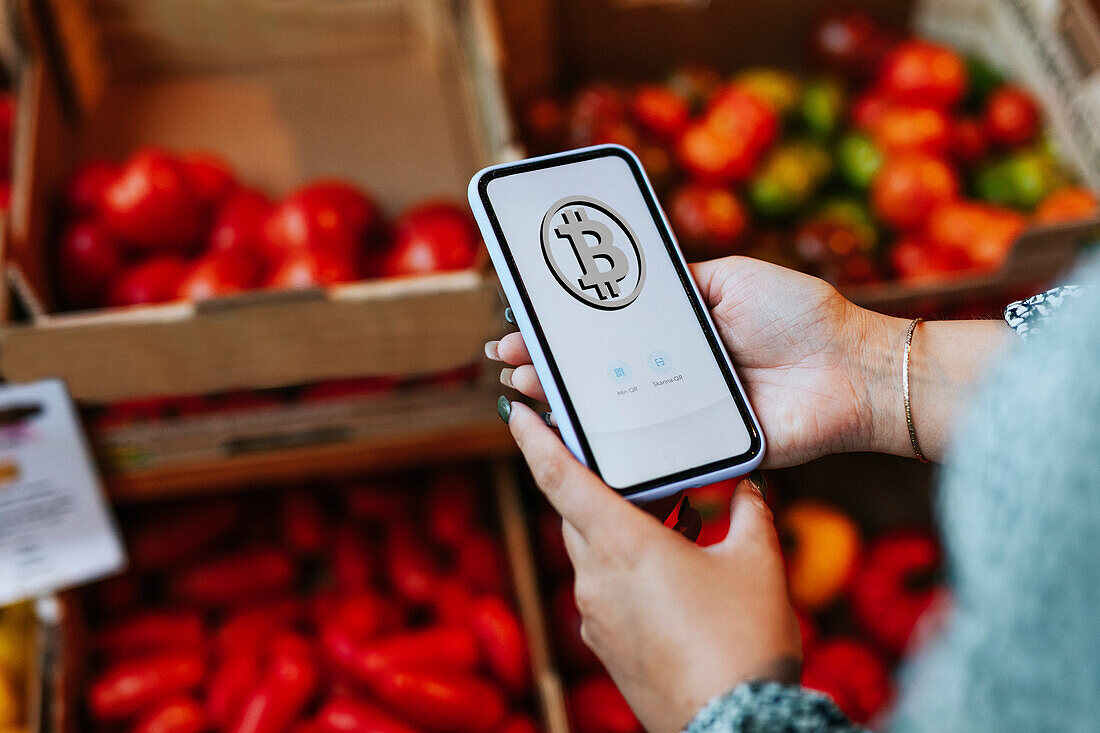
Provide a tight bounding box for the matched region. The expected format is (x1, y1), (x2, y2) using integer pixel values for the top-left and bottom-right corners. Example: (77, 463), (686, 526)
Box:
(496, 395), (512, 424)
(500, 368), (515, 388)
(504, 307), (515, 324)
(748, 469), (768, 500)
(541, 410), (557, 428)
(484, 341), (501, 361)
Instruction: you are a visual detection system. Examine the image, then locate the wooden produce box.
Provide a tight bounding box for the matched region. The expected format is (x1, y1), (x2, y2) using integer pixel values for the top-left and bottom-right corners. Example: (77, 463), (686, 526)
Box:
(494, 0), (1100, 316)
(37, 460), (570, 733)
(3, 0), (517, 403)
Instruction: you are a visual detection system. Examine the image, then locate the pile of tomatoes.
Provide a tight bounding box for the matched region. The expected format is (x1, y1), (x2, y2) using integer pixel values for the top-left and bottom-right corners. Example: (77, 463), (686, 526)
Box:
(523, 11), (1099, 286)
(81, 469), (538, 733)
(56, 148), (481, 311)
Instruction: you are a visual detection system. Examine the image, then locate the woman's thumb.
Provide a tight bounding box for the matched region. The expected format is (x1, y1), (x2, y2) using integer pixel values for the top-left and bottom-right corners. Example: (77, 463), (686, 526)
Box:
(721, 471), (773, 546)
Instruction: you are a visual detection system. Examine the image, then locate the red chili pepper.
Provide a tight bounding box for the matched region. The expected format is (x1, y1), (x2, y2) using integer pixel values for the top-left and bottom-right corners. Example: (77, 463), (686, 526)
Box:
(315, 694), (421, 733)
(385, 526), (440, 604)
(369, 668), (506, 733)
(499, 714), (541, 733)
(425, 470), (480, 547)
(281, 490), (327, 555)
(133, 695), (206, 733)
(128, 500), (241, 570)
(170, 548), (295, 606)
(206, 648), (262, 728)
(331, 527), (375, 591)
(97, 609), (205, 658)
(430, 577), (475, 626)
(89, 651), (205, 721)
(454, 533), (507, 596)
(216, 599), (300, 653)
(325, 626), (480, 686)
(229, 633), (319, 733)
(315, 592), (391, 643)
(470, 597), (530, 694)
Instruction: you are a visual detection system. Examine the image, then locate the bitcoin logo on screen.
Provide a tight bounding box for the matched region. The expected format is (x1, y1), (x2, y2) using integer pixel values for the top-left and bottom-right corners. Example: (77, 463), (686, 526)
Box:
(541, 196), (646, 310)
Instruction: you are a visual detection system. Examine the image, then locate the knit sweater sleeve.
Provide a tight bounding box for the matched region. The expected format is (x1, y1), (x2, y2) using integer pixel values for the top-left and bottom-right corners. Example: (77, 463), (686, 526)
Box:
(684, 681), (867, 733)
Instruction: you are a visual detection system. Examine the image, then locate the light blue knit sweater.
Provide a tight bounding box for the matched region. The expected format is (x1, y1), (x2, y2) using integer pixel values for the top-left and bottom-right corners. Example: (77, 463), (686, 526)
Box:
(688, 254), (1100, 732)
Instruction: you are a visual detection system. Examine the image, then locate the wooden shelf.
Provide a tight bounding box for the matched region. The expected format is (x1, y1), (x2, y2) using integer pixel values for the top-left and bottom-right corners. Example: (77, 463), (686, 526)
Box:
(97, 385), (517, 502)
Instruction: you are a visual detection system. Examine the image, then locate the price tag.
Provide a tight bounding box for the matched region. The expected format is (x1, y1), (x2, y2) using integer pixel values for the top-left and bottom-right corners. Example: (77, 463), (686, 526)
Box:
(0, 379), (125, 605)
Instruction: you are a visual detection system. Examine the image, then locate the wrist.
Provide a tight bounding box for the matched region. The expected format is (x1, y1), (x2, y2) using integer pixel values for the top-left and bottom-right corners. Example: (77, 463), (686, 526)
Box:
(842, 305), (912, 457)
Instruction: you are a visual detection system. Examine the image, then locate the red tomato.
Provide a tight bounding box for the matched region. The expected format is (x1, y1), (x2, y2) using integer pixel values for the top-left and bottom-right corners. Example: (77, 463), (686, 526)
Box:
(381, 201), (480, 278)
(177, 251), (257, 301)
(706, 86), (779, 154)
(264, 180), (383, 267)
(97, 610), (205, 659)
(182, 151), (237, 206)
(65, 159), (120, 215)
(89, 651), (205, 720)
(850, 531), (942, 654)
(470, 597), (530, 694)
(101, 148), (204, 251)
(133, 696), (206, 733)
(630, 85), (690, 141)
(266, 247), (359, 289)
(169, 547), (295, 606)
(925, 200), (1026, 268)
(568, 85), (628, 147)
(877, 40), (968, 109)
(208, 189), (273, 265)
(872, 105), (950, 156)
(106, 256), (189, 307)
(888, 236), (970, 281)
(983, 85), (1041, 147)
(1035, 186), (1099, 224)
(850, 91), (892, 130)
(801, 639), (892, 724)
(870, 153), (959, 230)
(808, 11), (894, 82)
(668, 183), (748, 253)
(315, 695), (420, 733)
(57, 220), (124, 307)
(947, 117), (989, 165)
(369, 668), (506, 733)
(568, 675), (642, 733)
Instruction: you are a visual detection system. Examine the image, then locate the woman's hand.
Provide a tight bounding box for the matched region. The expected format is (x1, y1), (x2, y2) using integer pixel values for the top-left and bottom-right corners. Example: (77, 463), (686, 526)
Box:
(489, 256), (888, 468)
(505, 401), (801, 733)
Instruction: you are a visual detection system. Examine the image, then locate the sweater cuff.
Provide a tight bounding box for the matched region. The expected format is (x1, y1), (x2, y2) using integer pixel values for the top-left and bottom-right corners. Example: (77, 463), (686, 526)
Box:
(684, 680), (864, 733)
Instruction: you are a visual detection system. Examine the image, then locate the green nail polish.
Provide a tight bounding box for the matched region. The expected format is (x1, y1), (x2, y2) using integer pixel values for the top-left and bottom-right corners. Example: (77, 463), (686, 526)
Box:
(749, 469), (768, 500)
(496, 395), (512, 424)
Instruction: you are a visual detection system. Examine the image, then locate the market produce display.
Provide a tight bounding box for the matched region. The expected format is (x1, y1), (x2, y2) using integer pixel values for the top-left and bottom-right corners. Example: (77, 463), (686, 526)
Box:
(57, 148), (482, 310)
(531, 482), (946, 729)
(79, 469), (537, 733)
(521, 11), (1098, 287)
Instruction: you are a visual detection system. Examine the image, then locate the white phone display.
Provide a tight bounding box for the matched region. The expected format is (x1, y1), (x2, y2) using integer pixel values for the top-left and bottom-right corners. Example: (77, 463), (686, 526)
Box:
(469, 145), (764, 501)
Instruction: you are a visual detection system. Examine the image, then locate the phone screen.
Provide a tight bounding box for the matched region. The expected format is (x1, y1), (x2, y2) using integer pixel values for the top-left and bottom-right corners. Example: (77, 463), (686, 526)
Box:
(479, 148), (760, 493)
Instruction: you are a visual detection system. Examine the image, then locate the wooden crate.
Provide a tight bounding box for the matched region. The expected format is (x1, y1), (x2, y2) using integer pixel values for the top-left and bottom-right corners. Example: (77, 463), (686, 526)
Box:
(493, 0), (1098, 315)
(37, 459), (571, 733)
(2, 0), (516, 402)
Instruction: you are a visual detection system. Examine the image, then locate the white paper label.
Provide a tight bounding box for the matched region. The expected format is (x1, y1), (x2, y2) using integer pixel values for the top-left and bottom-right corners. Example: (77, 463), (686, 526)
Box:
(0, 380), (126, 605)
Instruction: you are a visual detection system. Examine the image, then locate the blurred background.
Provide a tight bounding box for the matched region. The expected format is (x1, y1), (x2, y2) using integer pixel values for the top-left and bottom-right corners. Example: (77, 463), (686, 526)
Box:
(0, 0), (1098, 731)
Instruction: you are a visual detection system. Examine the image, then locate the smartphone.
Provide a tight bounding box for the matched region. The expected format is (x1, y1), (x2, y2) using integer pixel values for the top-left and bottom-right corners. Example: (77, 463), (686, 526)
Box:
(469, 145), (764, 502)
